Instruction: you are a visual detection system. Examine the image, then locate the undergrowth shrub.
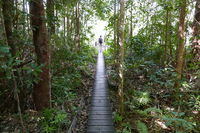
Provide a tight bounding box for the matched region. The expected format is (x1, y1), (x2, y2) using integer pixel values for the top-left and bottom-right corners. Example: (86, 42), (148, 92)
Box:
(40, 108), (69, 133)
(51, 43), (96, 105)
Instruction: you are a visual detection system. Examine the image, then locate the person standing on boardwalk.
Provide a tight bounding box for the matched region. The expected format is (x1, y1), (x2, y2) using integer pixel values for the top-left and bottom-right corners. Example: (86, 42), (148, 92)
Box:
(98, 35), (103, 52)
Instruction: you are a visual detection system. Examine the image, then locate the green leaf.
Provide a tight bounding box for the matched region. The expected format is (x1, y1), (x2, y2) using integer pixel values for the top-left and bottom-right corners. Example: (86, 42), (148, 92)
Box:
(0, 46), (10, 53)
(136, 121), (148, 133)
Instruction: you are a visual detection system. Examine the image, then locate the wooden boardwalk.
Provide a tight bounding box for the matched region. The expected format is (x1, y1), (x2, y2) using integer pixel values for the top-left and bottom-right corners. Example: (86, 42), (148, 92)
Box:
(87, 52), (115, 133)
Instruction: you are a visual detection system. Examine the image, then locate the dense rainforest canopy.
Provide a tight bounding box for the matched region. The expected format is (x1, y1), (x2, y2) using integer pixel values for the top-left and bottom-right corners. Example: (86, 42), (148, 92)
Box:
(0, 0), (200, 132)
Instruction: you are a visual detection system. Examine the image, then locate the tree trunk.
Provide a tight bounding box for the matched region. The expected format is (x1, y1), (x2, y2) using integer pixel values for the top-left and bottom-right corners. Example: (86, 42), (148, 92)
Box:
(169, 11), (173, 58)
(0, 0), (8, 99)
(114, 0), (119, 66)
(47, 0), (55, 36)
(130, 2), (133, 37)
(116, 0), (120, 57)
(118, 0), (125, 114)
(66, 13), (70, 45)
(22, 0), (25, 33)
(64, 17), (66, 44)
(2, 0), (16, 56)
(164, 9), (169, 65)
(75, 2), (80, 51)
(29, 0), (51, 111)
(0, 1), (7, 43)
(175, 0), (187, 88)
(114, 0), (117, 48)
(26, 0), (30, 34)
(192, 0), (200, 61)
(14, 0), (18, 30)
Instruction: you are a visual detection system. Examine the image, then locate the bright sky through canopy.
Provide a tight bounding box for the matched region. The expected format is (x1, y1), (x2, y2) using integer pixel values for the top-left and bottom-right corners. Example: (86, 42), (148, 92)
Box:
(91, 20), (107, 44)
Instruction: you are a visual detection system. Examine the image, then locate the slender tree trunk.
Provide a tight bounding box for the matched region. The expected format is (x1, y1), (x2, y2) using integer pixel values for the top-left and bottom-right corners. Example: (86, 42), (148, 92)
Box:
(29, 0), (51, 111)
(118, 0), (125, 114)
(116, 0), (120, 56)
(75, 2), (80, 51)
(71, 7), (75, 48)
(175, 0), (187, 88)
(66, 13), (70, 45)
(0, 0), (9, 98)
(22, 0), (25, 33)
(55, 5), (58, 33)
(114, 0), (119, 66)
(164, 9), (169, 65)
(26, 0), (30, 34)
(12, 72), (25, 131)
(70, 9), (74, 34)
(114, 0), (117, 47)
(169, 11), (173, 58)
(2, 0), (26, 123)
(192, 0), (200, 61)
(0, 1), (7, 43)
(64, 17), (66, 44)
(47, 0), (55, 36)
(2, 0), (16, 56)
(15, 0), (19, 30)
(130, 2), (133, 37)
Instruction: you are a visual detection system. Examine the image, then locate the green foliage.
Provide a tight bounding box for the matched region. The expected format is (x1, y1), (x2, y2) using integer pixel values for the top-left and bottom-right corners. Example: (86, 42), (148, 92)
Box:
(126, 90), (151, 110)
(116, 122), (132, 133)
(121, 123), (132, 133)
(136, 121), (148, 133)
(52, 76), (77, 104)
(113, 112), (123, 122)
(0, 51), (42, 91)
(40, 108), (69, 133)
(144, 107), (163, 115)
(127, 36), (147, 56)
(51, 39), (96, 105)
(147, 66), (177, 89)
(161, 115), (195, 132)
(0, 45), (10, 57)
(92, 0), (111, 20)
(189, 95), (200, 111)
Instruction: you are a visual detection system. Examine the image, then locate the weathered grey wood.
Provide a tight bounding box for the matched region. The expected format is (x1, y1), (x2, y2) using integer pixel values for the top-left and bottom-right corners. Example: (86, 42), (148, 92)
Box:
(88, 119), (113, 126)
(87, 126), (115, 132)
(89, 111), (112, 115)
(89, 106), (111, 111)
(88, 114), (113, 120)
(87, 52), (115, 133)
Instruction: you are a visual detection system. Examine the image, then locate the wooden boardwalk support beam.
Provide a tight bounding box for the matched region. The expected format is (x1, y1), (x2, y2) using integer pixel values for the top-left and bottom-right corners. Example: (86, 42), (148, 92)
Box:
(87, 52), (115, 133)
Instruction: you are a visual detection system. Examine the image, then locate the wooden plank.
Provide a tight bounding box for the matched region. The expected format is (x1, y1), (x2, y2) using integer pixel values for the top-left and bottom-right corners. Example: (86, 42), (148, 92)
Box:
(89, 106), (111, 111)
(87, 126), (114, 132)
(88, 114), (112, 120)
(88, 119), (113, 126)
(87, 52), (114, 133)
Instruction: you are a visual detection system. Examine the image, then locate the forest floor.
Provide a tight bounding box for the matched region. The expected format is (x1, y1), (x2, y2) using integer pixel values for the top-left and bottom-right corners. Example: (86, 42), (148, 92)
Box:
(0, 61), (96, 133)
(107, 60), (200, 132)
(74, 65), (96, 133)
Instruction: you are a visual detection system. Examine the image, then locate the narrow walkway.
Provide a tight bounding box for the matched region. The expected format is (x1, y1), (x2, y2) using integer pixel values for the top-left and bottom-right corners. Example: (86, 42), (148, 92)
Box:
(87, 52), (115, 133)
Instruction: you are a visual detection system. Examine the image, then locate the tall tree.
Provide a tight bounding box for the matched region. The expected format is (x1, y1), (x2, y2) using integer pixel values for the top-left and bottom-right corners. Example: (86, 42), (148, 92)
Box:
(75, 2), (80, 51)
(164, 8), (169, 65)
(118, 0), (125, 114)
(192, 0), (200, 61)
(175, 0), (187, 87)
(2, 0), (16, 56)
(47, 0), (55, 36)
(29, 0), (51, 111)
(130, 1), (133, 37)
(114, 0), (117, 48)
(0, 1), (6, 42)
